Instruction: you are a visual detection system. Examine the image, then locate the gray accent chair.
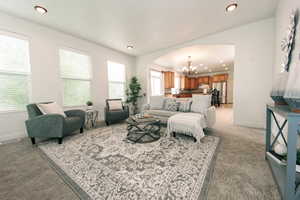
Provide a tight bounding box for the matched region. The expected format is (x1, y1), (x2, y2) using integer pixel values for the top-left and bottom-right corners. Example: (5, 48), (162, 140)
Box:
(25, 103), (86, 144)
(105, 99), (129, 125)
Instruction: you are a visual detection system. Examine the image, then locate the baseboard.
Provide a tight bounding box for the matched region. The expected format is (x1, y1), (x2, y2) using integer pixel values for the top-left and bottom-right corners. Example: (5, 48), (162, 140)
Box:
(234, 120), (265, 129)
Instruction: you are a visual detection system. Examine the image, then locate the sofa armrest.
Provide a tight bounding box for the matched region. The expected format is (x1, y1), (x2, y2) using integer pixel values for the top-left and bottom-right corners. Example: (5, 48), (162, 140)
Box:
(205, 106), (216, 128)
(25, 114), (64, 138)
(65, 109), (86, 126)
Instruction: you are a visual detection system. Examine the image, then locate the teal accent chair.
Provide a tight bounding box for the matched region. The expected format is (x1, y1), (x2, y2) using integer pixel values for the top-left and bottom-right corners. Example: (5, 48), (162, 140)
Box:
(25, 103), (86, 144)
(105, 99), (129, 125)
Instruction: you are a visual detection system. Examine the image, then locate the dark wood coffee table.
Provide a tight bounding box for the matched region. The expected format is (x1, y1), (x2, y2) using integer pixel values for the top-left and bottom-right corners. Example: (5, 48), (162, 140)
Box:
(126, 115), (161, 143)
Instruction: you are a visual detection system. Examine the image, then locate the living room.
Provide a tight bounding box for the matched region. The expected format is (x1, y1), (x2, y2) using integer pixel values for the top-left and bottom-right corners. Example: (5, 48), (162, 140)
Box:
(1, 0), (300, 200)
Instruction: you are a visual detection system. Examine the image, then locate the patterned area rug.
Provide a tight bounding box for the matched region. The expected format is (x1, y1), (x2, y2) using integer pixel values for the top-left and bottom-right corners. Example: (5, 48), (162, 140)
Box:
(38, 124), (219, 200)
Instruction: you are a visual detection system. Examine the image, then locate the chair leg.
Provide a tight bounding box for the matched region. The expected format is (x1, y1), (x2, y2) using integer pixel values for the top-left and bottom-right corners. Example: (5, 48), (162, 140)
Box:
(193, 137), (197, 143)
(106, 121), (109, 126)
(30, 137), (35, 145)
(58, 138), (63, 144)
(80, 127), (84, 133)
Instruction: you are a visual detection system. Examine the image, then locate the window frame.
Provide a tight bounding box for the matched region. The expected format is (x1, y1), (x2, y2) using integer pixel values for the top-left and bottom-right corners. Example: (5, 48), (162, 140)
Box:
(0, 30), (32, 113)
(59, 47), (92, 107)
(150, 69), (163, 96)
(107, 61), (126, 100)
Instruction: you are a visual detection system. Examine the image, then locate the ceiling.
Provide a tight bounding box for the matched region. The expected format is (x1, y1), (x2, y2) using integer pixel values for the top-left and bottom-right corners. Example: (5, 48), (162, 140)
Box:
(154, 45), (235, 74)
(0, 0), (278, 56)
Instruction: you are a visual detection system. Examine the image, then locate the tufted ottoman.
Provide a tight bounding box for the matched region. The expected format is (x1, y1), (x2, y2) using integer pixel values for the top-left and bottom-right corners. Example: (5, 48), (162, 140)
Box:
(167, 113), (206, 142)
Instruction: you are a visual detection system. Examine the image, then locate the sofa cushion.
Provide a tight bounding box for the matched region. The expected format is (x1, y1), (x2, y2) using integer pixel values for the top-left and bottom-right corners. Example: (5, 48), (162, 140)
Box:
(149, 96), (164, 109)
(163, 98), (176, 109)
(145, 109), (179, 118)
(165, 101), (179, 111)
(191, 95), (211, 114)
(178, 100), (192, 112)
(37, 102), (66, 117)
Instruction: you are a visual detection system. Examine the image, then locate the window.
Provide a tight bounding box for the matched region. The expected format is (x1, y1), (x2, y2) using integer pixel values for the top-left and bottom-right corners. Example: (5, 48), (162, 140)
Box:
(150, 70), (163, 96)
(0, 33), (31, 111)
(107, 61), (126, 99)
(59, 49), (91, 106)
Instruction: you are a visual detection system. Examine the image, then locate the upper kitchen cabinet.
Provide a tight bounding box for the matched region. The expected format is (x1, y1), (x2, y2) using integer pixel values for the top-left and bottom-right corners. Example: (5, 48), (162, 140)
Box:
(197, 76), (210, 85)
(190, 78), (198, 89)
(212, 74), (228, 82)
(180, 76), (191, 89)
(163, 71), (174, 89)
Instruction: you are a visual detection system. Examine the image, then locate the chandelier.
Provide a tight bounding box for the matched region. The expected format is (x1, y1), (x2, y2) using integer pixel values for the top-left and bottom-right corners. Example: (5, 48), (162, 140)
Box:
(182, 56), (198, 76)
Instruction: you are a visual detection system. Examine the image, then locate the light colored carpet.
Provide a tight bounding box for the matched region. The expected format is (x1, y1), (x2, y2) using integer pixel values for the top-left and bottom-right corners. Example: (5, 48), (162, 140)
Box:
(0, 106), (280, 200)
(206, 106), (280, 200)
(39, 124), (219, 200)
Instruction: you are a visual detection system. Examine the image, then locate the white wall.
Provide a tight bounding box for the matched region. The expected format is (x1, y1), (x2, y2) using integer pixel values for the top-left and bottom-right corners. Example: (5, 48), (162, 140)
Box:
(0, 12), (135, 142)
(136, 18), (275, 128)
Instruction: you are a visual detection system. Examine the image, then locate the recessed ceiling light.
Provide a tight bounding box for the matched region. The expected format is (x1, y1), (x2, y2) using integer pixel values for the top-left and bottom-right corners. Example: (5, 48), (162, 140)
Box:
(127, 45), (134, 50)
(34, 5), (47, 15)
(226, 3), (238, 12)
(225, 67), (229, 70)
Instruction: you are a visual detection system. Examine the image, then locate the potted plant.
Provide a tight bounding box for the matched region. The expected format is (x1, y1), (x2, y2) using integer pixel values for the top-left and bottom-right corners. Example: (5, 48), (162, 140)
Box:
(86, 101), (93, 110)
(126, 77), (142, 114)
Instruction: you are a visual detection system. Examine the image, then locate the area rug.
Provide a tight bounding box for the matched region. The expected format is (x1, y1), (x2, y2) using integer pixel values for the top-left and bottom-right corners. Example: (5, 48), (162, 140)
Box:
(38, 124), (219, 200)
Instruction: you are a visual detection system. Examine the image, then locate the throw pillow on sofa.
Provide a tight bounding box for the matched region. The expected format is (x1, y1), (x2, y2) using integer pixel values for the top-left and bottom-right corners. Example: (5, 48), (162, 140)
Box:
(108, 100), (123, 110)
(178, 100), (192, 112)
(163, 98), (176, 110)
(191, 95), (211, 114)
(164, 101), (179, 112)
(37, 102), (66, 117)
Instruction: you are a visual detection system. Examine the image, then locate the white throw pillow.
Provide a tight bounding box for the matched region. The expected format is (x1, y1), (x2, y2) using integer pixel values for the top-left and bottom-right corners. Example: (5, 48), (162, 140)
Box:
(108, 100), (123, 110)
(191, 95), (211, 114)
(150, 96), (164, 109)
(37, 102), (66, 117)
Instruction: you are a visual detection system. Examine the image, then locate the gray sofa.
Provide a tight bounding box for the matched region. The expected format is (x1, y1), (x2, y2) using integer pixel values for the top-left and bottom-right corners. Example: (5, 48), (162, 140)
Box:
(143, 96), (216, 128)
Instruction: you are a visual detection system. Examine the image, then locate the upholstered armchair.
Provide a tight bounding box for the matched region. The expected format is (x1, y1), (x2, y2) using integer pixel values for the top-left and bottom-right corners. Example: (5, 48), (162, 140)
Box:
(25, 103), (85, 144)
(105, 99), (129, 125)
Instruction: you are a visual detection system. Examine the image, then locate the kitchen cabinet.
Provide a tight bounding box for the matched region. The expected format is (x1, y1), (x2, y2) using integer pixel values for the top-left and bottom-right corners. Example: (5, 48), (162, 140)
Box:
(197, 76), (210, 85)
(190, 78), (198, 89)
(163, 71), (174, 89)
(212, 74), (228, 82)
(179, 76), (190, 90)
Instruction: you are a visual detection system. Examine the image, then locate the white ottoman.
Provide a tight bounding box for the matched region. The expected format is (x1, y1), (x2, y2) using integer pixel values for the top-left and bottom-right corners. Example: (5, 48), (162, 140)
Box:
(167, 113), (206, 142)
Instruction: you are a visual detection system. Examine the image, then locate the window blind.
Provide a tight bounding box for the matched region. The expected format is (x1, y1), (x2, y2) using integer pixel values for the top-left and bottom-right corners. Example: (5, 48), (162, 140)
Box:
(0, 34), (30, 111)
(59, 49), (91, 106)
(107, 61), (126, 99)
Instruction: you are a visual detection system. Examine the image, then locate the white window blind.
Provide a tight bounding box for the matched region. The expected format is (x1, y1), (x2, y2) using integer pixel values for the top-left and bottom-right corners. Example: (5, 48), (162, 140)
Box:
(107, 61), (126, 99)
(150, 70), (163, 96)
(59, 49), (91, 106)
(0, 34), (31, 111)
